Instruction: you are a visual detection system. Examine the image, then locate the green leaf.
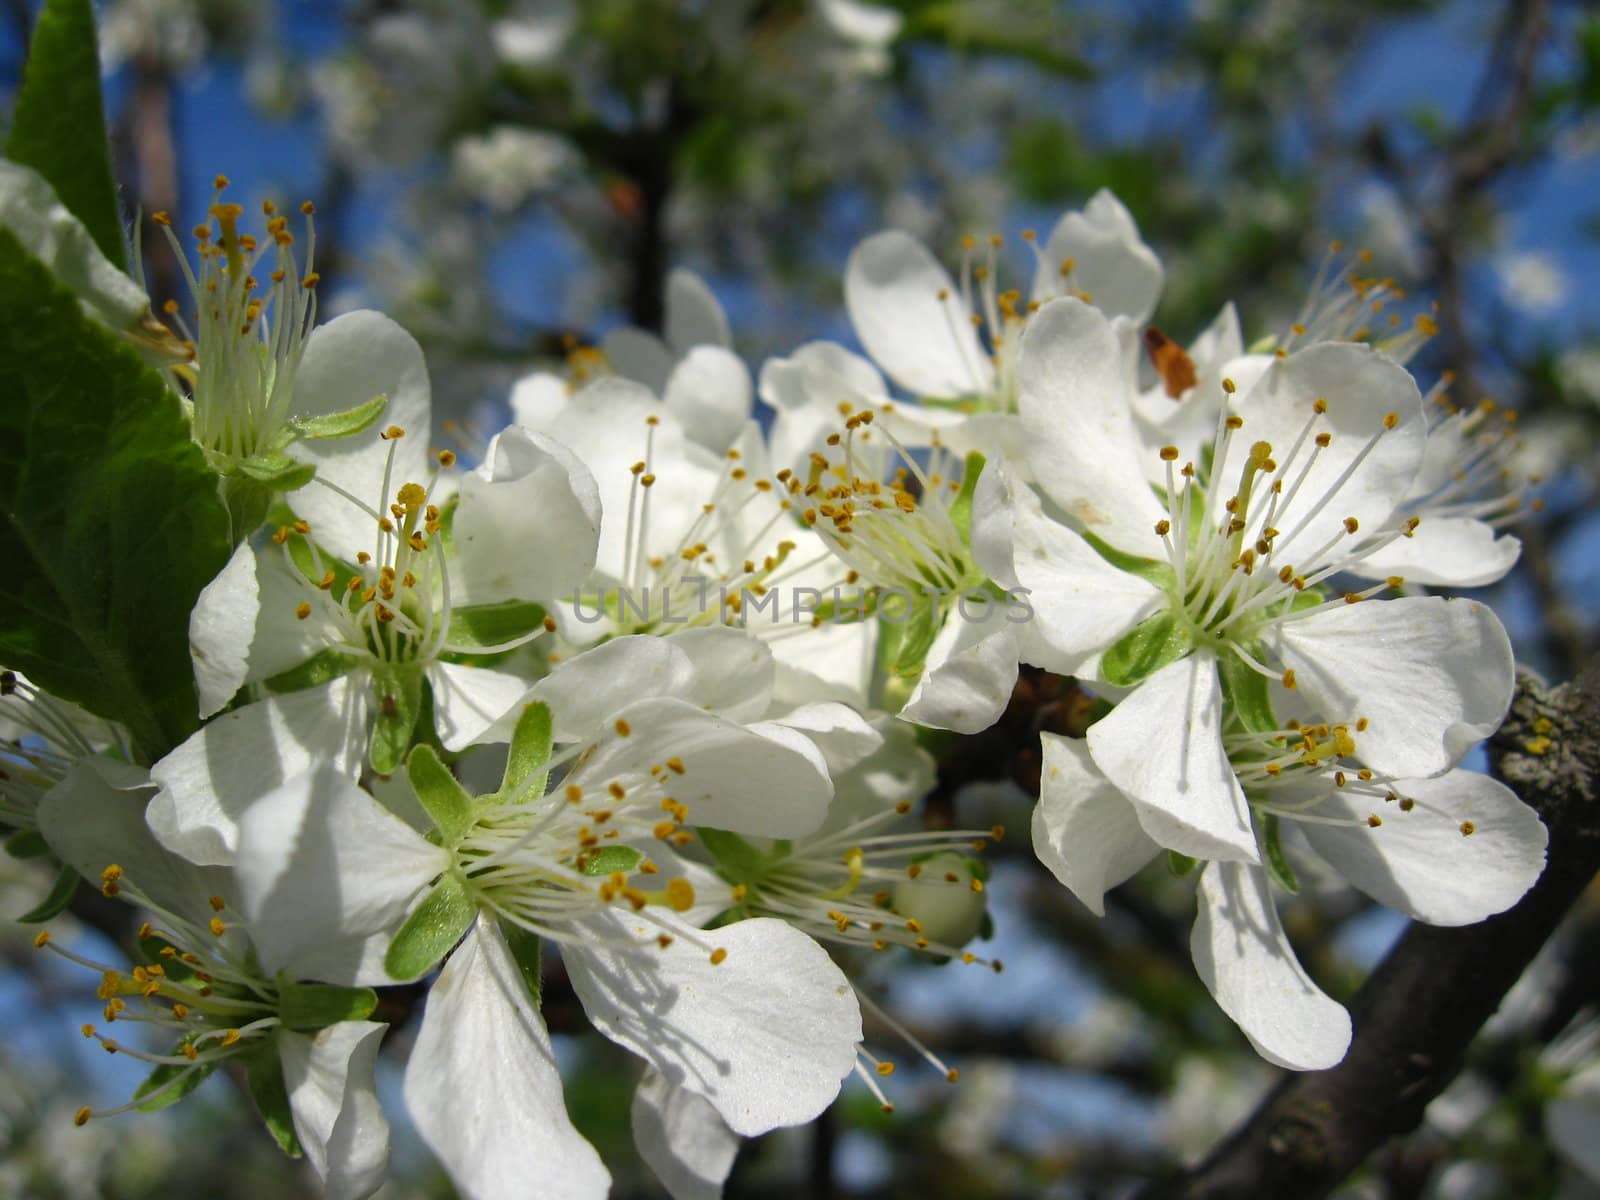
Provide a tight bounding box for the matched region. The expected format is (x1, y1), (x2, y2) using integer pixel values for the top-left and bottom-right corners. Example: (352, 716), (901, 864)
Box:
(133, 1050), (215, 1113)
(260, 648), (358, 697)
(407, 744), (474, 843)
(1261, 813), (1299, 895)
(0, 230), (232, 759)
(4, 829), (50, 858)
(498, 920), (543, 1006)
(368, 666), (424, 775)
(1100, 610), (1193, 687)
(7, 0), (125, 269)
(277, 980), (378, 1031)
(244, 1041), (302, 1158)
(946, 452), (986, 544)
(286, 393), (389, 441)
(235, 453), (317, 490)
(17, 863), (77, 922)
(445, 601), (548, 651)
(499, 701), (553, 803)
(1218, 650), (1279, 735)
(384, 873), (475, 981)
(582, 845), (644, 876)
(1167, 851), (1198, 878)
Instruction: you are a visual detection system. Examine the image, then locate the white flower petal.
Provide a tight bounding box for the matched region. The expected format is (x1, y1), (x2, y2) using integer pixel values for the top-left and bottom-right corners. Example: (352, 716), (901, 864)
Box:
(148, 676), (367, 866)
(0, 160), (150, 334)
(565, 911), (860, 1136)
(603, 327), (674, 394)
(1351, 519), (1520, 588)
(1218, 342), (1425, 567)
(288, 311), (433, 563)
(1192, 861), (1351, 1070)
(899, 601), (1018, 734)
(190, 542), (261, 719)
(576, 697), (833, 838)
(631, 1068), (739, 1200)
(38, 759), (230, 920)
(664, 346), (753, 454)
(767, 702), (882, 775)
(1273, 596), (1513, 778)
(665, 269), (732, 354)
(527, 636), (695, 741)
(1299, 769), (1546, 925)
(1008, 493), (1163, 678)
(235, 768), (446, 985)
(667, 625), (776, 722)
(529, 379), (722, 583)
(508, 370), (573, 428)
(1035, 189), (1164, 325)
(1086, 653), (1259, 864)
(279, 1021), (391, 1200)
(453, 425), (601, 605)
(428, 662), (533, 752)
(818, 0), (903, 46)
(845, 230), (990, 399)
(406, 919), (610, 1200)
(1033, 733), (1160, 916)
(1017, 298), (1167, 559)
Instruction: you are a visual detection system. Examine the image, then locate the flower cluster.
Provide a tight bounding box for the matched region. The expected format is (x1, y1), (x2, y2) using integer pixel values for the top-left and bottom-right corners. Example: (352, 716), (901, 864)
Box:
(1, 157), (1549, 1199)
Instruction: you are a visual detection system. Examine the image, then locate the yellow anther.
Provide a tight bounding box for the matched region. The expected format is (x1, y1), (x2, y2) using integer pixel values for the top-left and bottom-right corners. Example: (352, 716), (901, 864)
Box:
(32, 930), (49, 949)
(666, 757), (686, 775)
(665, 878), (696, 912)
(1343, 516), (1360, 534)
(74, 1107), (91, 1126)
(209, 917), (226, 937)
(876, 1062), (896, 1077)
(1459, 820), (1476, 837)
(1367, 815), (1382, 828)
(614, 719), (632, 737)
(380, 426), (406, 440)
(709, 948), (728, 966)
(1383, 412), (1399, 429)
(295, 601), (312, 620)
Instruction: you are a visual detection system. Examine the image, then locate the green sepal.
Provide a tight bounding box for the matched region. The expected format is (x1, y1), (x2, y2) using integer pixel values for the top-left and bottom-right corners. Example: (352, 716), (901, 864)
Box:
(235, 453), (317, 491)
(583, 845), (645, 876)
(1079, 529), (1175, 590)
(1261, 813), (1300, 895)
(809, 589), (876, 626)
(446, 601), (548, 651)
(498, 920), (543, 1006)
(699, 827), (767, 888)
(17, 864), (77, 922)
(368, 666), (424, 775)
(499, 701), (553, 803)
(1289, 587), (1326, 613)
(217, 475), (274, 546)
(1167, 851), (1198, 878)
(4, 829), (50, 859)
(260, 648), (358, 697)
(286, 393), (389, 441)
(947, 452), (986, 544)
(244, 1041), (303, 1158)
(133, 1047), (215, 1113)
(384, 873), (475, 981)
(1100, 610), (1193, 687)
(1218, 649), (1279, 735)
(406, 744), (474, 844)
(7, 0), (125, 268)
(878, 596), (942, 678)
(277, 980), (379, 1031)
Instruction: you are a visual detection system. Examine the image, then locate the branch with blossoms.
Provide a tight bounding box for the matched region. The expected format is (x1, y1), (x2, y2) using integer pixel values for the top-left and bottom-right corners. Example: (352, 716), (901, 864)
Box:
(0, 2), (1578, 1197)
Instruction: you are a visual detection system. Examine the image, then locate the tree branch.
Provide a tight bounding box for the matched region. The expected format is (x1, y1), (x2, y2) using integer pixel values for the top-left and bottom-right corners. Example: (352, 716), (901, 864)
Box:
(1139, 660), (1600, 1200)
